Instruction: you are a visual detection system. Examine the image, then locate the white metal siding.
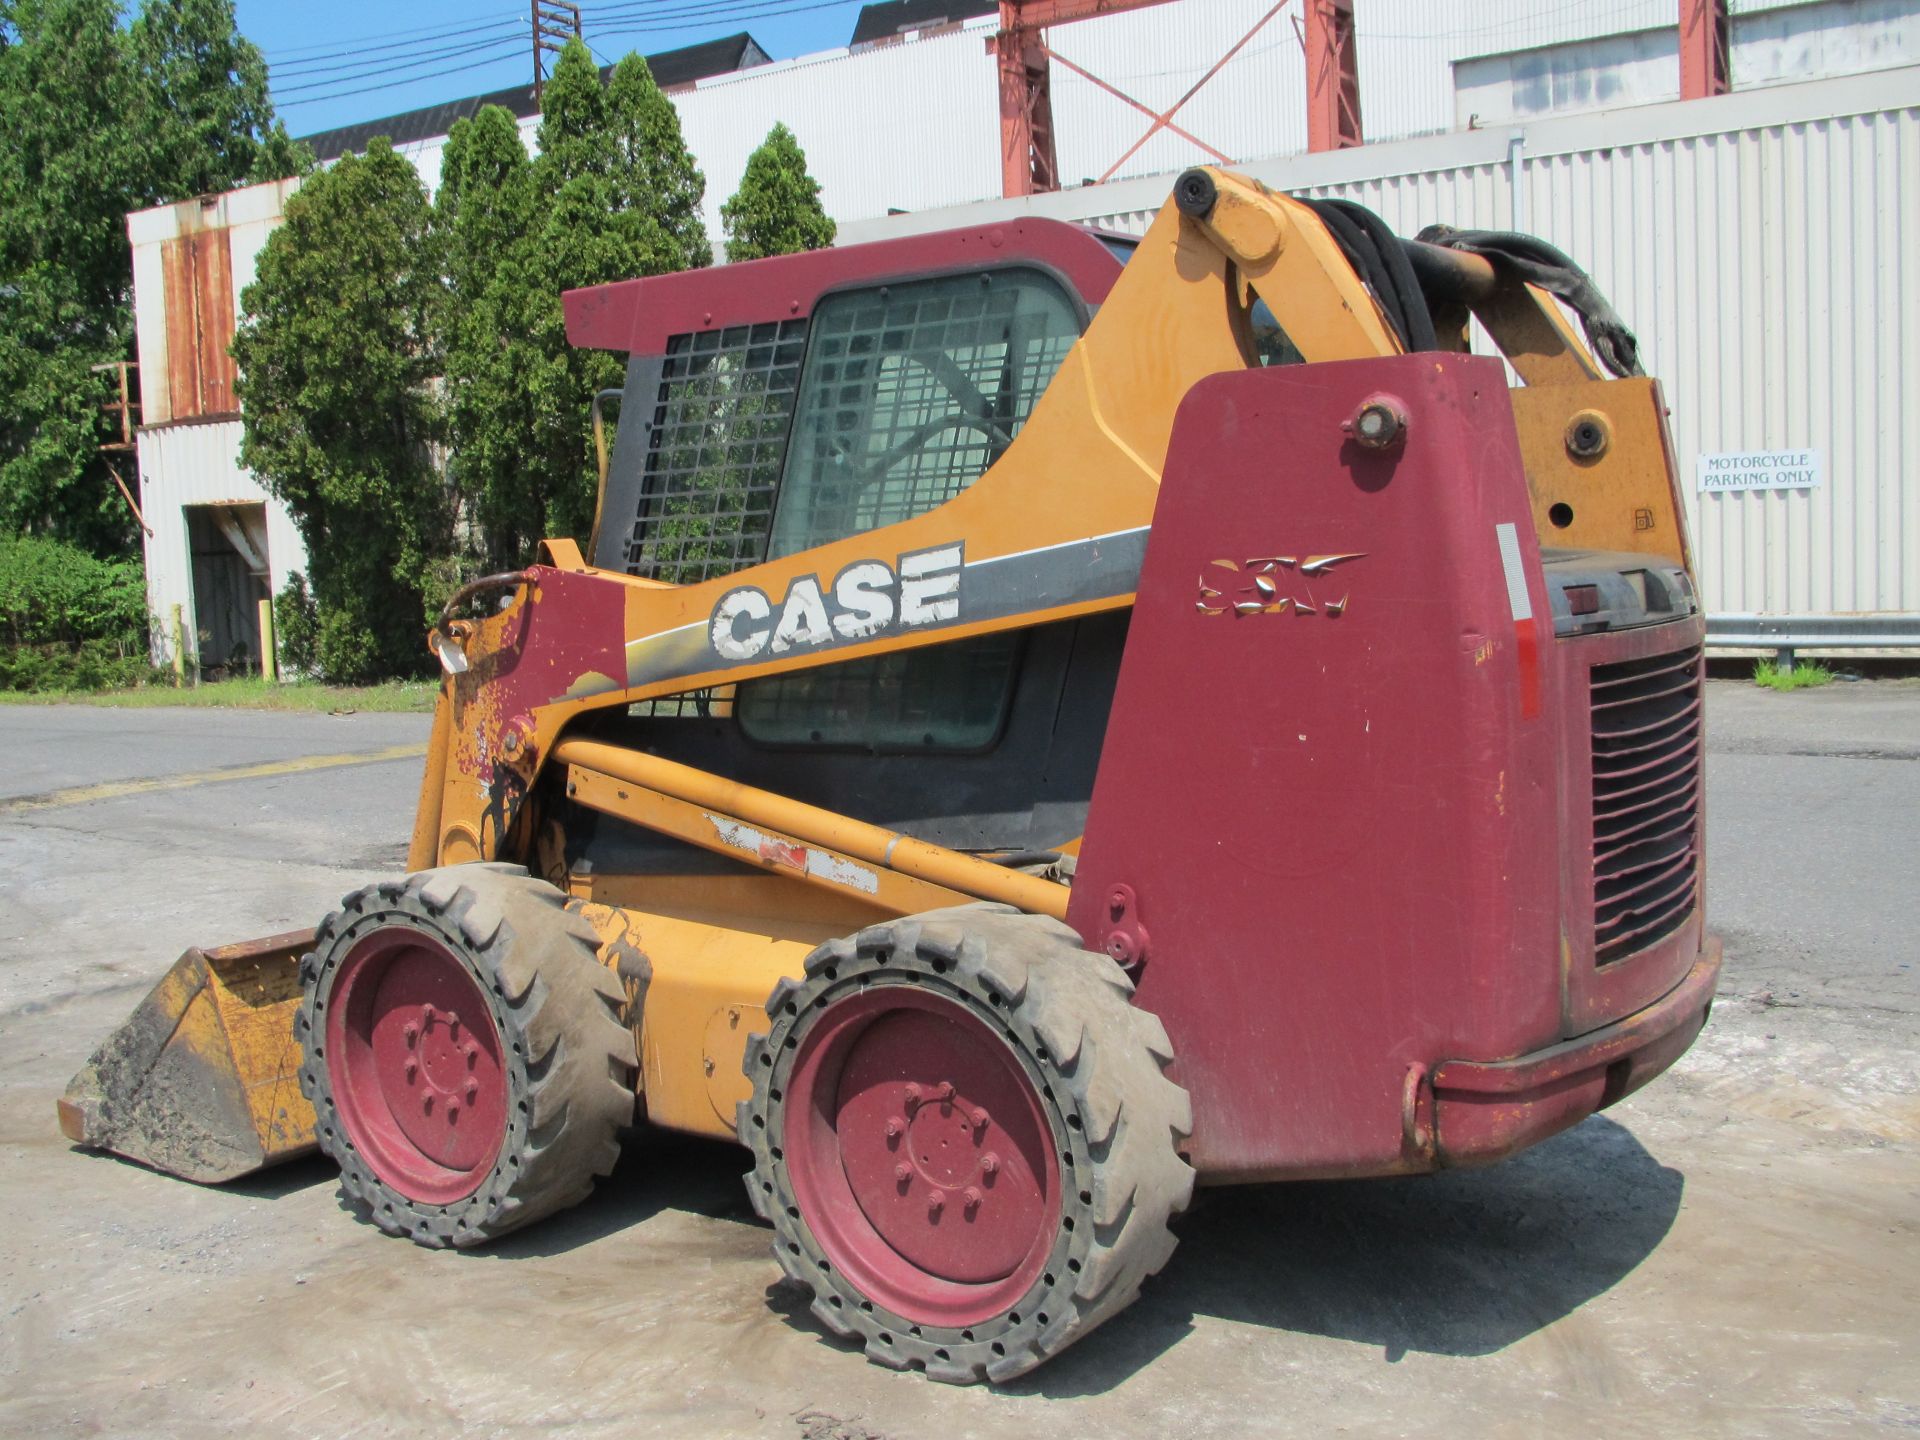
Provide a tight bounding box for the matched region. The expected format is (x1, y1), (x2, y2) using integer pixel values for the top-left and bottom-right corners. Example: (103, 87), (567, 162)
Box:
(844, 69), (1920, 623)
(1515, 92), (1920, 619)
(136, 420), (307, 666)
(673, 24), (1001, 254)
(1042, 0), (1305, 185)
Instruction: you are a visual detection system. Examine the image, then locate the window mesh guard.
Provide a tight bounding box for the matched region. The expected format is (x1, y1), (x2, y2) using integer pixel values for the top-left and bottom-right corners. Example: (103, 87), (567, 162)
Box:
(624, 319), (807, 585)
(769, 273), (1077, 558)
(622, 272), (1080, 737)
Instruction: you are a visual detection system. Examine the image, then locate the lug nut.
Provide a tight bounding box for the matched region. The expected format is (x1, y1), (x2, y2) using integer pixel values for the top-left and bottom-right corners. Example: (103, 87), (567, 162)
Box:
(403, 1023), (419, 1046)
(403, 1059), (418, 1082)
(465, 1079), (479, 1104)
(970, 1107), (990, 1131)
(981, 1152), (1000, 1176)
(963, 1187), (982, 1212)
(926, 1191), (945, 1216)
(903, 1083), (922, 1109)
(894, 1163), (912, 1184)
(885, 1116), (904, 1140)
(934, 1081), (955, 1103)
(447, 1101), (460, 1120)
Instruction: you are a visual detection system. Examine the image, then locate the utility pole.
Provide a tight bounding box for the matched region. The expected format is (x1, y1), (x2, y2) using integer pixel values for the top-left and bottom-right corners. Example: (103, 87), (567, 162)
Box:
(532, 0), (583, 102)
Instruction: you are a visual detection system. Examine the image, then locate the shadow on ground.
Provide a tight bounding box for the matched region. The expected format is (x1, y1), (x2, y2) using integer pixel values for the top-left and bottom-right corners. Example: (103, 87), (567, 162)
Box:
(224, 1106), (1682, 1396)
(1014, 1113), (1684, 1397)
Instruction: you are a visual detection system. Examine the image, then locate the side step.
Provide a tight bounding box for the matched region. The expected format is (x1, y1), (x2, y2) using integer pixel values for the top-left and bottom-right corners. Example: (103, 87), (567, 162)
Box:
(58, 930), (320, 1183)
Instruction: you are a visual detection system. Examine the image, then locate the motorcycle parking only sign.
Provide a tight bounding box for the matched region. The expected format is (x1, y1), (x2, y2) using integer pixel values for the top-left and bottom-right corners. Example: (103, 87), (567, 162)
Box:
(1697, 449), (1823, 492)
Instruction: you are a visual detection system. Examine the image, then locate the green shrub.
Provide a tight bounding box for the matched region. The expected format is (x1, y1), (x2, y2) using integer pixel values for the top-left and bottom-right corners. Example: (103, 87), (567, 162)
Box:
(274, 571), (320, 677)
(0, 535), (155, 691)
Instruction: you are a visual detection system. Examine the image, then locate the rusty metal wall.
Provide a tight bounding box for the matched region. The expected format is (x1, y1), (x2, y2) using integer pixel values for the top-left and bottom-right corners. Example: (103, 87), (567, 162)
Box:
(841, 67), (1920, 625)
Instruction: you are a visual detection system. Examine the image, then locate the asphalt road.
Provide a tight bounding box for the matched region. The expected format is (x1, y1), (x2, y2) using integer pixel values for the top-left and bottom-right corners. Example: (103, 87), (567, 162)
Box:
(0, 684), (1915, 1438)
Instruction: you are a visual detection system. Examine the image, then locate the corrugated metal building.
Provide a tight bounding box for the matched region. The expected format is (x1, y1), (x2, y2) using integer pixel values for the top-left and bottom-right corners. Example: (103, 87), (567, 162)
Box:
(842, 65), (1920, 636)
(127, 180), (308, 670)
(128, 0), (1920, 663)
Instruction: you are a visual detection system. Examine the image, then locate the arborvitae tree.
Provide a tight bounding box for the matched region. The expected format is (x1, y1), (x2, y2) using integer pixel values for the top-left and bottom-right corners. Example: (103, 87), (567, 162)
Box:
(533, 36), (613, 186)
(721, 123), (835, 262)
(0, 0), (299, 551)
(607, 52), (710, 270)
(429, 39), (714, 563)
(232, 141), (448, 682)
(520, 38), (672, 550)
(437, 105), (542, 569)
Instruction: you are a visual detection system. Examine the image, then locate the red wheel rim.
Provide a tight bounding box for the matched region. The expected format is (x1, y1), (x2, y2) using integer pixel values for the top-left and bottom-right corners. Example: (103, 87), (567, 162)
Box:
(324, 926), (508, 1205)
(784, 985), (1060, 1328)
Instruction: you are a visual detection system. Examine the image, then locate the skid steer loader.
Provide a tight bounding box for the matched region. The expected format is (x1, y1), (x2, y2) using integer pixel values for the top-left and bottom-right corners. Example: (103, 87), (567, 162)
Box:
(61, 166), (1720, 1383)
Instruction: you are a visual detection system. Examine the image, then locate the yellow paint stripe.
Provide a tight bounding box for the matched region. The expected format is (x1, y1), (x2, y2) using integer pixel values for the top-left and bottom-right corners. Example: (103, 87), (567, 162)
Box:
(0, 742), (428, 814)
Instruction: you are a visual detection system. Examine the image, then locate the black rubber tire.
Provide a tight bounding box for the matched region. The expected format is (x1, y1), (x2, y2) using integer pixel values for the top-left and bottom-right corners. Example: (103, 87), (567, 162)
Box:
(296, 862), (636, 1249)
(740, 903), (1194, 1384)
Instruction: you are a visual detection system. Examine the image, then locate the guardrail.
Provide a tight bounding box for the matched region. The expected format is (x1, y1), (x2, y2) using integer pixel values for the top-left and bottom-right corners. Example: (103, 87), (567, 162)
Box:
(1707, 613), (1920, 667)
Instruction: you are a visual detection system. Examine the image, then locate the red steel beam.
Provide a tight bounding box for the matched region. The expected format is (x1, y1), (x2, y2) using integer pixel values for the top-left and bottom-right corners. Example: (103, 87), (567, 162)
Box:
(996, 0), (1178, 196)
(1040, 45), (1232, 172)
(1679, 0), (1730, 99)
(1088, 0), (1290, 184)
(1304, 0), (1361, 152)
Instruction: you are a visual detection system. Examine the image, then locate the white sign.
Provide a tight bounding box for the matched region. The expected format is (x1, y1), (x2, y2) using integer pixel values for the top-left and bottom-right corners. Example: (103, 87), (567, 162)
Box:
(1696, 449), (1822, 492)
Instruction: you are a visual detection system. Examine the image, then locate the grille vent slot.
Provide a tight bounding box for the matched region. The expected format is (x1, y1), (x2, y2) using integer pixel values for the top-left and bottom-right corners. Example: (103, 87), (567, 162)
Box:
(1590, 644), (1702, 965)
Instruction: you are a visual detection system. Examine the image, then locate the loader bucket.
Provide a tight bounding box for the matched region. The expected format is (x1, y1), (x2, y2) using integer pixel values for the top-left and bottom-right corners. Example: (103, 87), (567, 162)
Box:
(57, 930), (319, 1183)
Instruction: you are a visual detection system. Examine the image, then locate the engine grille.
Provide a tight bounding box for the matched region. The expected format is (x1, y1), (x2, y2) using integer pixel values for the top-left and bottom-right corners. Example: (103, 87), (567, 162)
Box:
(1590, 644), (1703, 965)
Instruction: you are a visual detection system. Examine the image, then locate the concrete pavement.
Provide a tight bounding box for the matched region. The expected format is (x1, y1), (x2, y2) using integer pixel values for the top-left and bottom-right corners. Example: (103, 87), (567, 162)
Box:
(0, 684), (1915, 1438)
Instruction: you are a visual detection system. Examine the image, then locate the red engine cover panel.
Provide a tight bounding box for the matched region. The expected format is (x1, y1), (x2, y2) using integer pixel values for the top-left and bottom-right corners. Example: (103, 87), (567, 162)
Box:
(1068, 354), (1562, 1181)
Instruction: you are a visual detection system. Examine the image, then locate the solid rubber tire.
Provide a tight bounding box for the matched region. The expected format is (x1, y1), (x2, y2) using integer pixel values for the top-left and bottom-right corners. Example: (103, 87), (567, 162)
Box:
(740, 903), (1194, 1383)
(296, 863), (636, 1249)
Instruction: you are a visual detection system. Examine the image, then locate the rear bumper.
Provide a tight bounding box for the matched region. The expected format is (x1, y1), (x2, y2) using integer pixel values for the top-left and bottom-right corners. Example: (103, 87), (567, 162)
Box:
(1430, 931), (1722, 1166)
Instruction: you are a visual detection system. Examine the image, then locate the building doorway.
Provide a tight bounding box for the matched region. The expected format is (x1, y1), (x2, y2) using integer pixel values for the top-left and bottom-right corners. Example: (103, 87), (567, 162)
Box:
(185, 503), (271, 677)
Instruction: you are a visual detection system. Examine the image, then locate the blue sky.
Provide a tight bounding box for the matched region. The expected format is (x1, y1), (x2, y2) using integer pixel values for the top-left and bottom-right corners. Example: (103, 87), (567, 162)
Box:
(235, 0), (878, 137)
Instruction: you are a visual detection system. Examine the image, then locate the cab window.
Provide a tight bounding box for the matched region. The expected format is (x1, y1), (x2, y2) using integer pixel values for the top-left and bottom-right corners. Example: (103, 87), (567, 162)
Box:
(738, 268), (1081, 749)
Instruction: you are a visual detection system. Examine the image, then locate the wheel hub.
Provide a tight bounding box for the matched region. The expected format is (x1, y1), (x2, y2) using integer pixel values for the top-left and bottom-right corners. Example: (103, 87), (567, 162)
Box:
(324, 927), (508, 1205)
(784, 986), (1060, 1324)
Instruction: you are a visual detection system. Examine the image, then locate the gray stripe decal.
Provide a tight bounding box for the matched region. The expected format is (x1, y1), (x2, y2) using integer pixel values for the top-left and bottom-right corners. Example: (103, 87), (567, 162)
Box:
(624, 526), (1148, 690)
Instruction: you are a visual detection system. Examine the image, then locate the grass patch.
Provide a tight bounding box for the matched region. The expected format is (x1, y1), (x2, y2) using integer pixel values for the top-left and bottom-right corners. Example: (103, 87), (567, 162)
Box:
(0, 676), (439, 713)
(1753, 658), (1835, 692)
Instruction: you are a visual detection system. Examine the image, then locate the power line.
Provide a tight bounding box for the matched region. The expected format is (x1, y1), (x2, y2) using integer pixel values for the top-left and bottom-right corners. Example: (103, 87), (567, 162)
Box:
(269, 0), (866, 117)
(274, 44), (528, 109)
(263, 8), (524, 61)
(273, 32), (527, 85)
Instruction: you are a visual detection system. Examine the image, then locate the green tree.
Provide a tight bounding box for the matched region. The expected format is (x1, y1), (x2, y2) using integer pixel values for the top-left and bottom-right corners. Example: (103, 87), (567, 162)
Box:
(721, 123), (835, 262)
(0, 0), (301, 552)
(0, 0), (145, 549)
(437, 104), (542, 569)
(232, 141), (447, 682)
(607, 52), (710, 270)
(520, 39), (675, 551)
(431, 39), (713, 565)
(130, 0), (289, 198)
